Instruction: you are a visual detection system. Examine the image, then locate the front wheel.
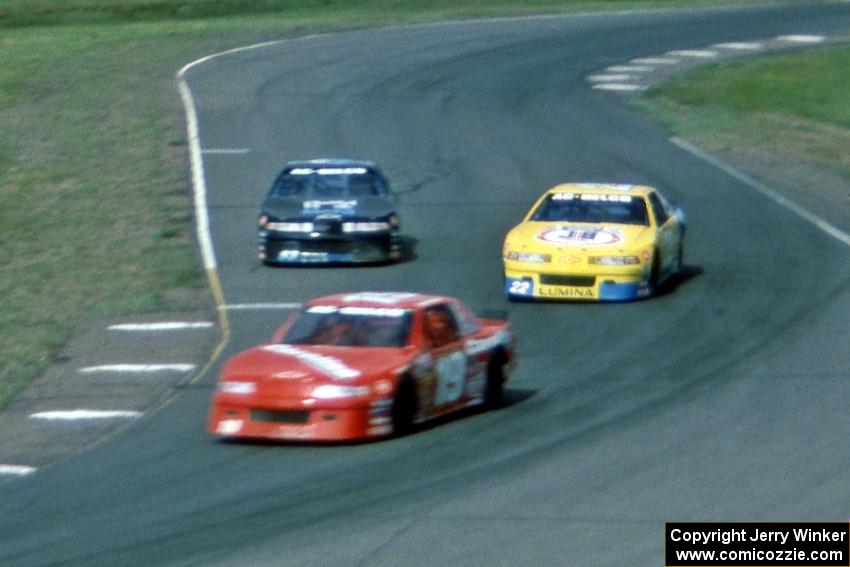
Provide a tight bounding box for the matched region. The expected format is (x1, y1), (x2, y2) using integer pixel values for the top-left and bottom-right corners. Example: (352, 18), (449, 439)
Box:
(391, 378), (418, 436)
(484, 353), (507, 409)
(675, 239), (684, 275)
(647, 250), (661, 296)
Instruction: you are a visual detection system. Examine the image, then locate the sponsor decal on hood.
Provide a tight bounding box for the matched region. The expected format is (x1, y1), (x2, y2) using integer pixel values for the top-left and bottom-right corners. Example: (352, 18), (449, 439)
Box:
(536, 225), (623, 246)
(303, 200), (358, 212)
(262, 344), (361, 380)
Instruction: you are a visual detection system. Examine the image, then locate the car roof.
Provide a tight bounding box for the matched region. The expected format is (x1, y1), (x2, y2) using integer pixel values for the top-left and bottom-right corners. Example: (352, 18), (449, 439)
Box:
(283, 158), (379, 170)
(545, 182), (655, 197)
(306, 292), (452, 310)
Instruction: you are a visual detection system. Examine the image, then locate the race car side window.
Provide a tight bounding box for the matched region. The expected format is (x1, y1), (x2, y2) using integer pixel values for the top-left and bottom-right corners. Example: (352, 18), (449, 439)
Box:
(423, 305), (461, 348)
(367, 171), (390, 196)
(270, 171), (305, 197)
(648, 192), (669, 226)
(447, 302), (480, 337)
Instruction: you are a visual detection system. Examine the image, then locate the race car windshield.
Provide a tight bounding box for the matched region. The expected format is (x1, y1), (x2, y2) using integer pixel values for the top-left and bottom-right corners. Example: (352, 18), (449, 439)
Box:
(283, 307), (413, 348)
(531, 193), (649, 226)
(270, 167), (388, 199)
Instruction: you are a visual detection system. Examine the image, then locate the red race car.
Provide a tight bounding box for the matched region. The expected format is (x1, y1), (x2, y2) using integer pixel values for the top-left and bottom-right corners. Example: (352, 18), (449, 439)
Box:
(207, 292), (516, 441)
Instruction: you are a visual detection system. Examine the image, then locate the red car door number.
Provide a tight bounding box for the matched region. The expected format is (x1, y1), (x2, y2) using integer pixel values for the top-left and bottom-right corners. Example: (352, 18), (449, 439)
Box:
(434, 350), (466, 405)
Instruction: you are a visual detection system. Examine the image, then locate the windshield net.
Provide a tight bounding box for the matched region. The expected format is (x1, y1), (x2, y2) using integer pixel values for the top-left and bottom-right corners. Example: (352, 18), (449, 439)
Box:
(283, 306), (412, 347)
(531, 193), (649, 226)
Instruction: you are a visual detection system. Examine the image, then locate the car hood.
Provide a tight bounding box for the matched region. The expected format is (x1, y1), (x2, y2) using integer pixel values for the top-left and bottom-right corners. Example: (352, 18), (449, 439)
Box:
(261, 196), (395, 220)
(505, 221), (654, 253)
(221, 343), (415, 385)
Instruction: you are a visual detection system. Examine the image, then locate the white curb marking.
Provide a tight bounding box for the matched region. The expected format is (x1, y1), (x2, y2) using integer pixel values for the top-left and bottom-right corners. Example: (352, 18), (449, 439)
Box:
(588, 74), (632, 82)
(777, 35), (825, 44)
(606, 65), (653, 73)
(713, 42), (762, 51)
(79, 364), (197, 374)
(672, 137), (850, 249)
(202, 148), (251, 155)
(177, 79), (216, 271)
(109, 322), (214, 332)
(29, 410), (142, 421)
(594, 32), (837, 99)
(0, 465), (36, 476)
(630, 57), (678, 65)
(667, 49), (718, 58)
(592, 84), (645, 92)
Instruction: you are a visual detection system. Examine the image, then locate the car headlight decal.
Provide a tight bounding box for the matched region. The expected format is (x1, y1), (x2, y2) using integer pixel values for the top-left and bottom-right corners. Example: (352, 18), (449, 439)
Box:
(266, 221), (314, 232)
(504, 251), (552, 263)
(342, 221), (391, 233)
(588, 255), (640, 265)
(218, 381), (257, 394)
(311, 384), (371, 399)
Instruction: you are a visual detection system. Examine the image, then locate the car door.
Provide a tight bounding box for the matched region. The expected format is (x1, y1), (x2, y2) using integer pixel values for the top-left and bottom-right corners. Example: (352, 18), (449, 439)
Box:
(422, 303), (467, 411)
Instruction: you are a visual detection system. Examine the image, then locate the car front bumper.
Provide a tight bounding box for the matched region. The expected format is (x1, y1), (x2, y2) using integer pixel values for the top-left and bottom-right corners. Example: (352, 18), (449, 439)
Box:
(208, 397), (394, 442)
(504, 265), (651, 302)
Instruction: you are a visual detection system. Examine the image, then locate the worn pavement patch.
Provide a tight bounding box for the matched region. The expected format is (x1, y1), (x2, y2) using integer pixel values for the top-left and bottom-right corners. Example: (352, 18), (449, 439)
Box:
(0, 312), (219, 477)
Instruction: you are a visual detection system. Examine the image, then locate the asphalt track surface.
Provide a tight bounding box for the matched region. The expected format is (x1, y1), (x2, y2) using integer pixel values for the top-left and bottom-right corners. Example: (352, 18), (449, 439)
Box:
(3, 3), (850, 566)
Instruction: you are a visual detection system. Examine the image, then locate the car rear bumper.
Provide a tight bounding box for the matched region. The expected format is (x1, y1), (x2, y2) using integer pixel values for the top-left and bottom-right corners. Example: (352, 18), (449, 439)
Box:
(258, 231), (401, 264)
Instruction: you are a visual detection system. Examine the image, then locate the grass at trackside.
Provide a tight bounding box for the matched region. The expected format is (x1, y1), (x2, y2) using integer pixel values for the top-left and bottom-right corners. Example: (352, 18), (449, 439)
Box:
(0, 0), (788, 28)
(633, 46), (850, 179)
(0, 26), (216, 408)
(0, 0), (836, 410)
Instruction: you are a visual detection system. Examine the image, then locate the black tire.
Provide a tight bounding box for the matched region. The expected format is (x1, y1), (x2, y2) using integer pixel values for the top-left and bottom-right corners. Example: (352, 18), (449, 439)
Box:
(391, 378), (418, 436)
(484, 352), (507, 409)
(387, 233), (403, 262)
(648, 249), (661, 295)
(676, 239), (684, 275)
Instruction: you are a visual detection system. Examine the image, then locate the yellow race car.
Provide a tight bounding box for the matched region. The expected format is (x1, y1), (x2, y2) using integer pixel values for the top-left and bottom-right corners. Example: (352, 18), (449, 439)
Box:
(503, 183), (685, 301)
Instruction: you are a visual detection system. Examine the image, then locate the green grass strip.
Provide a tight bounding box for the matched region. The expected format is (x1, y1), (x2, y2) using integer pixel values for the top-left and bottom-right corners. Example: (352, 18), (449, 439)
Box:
(634, 46), (850, 178)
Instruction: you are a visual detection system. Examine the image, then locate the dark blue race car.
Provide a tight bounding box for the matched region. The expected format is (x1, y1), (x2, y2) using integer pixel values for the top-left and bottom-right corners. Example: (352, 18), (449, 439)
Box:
(257, 159), (402, 265)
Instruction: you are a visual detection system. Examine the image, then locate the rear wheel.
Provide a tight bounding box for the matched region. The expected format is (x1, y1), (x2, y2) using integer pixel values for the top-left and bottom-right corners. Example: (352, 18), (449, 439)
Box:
(391, 378), (418, 436)
(484, 352), (507, 409)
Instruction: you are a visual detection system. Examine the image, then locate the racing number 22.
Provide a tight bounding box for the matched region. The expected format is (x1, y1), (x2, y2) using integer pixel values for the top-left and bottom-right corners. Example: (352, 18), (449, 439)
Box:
(509, 280), (531, 295)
